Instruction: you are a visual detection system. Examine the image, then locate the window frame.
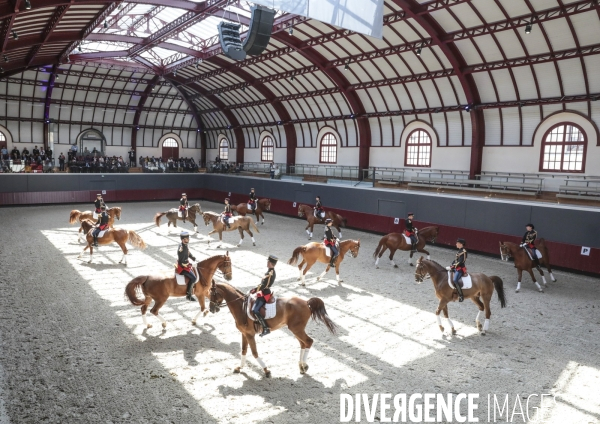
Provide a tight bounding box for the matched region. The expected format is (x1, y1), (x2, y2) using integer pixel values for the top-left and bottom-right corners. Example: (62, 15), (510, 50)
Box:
(404, 129), (432, 168)
(319, 132), (337, 164)
(539, 123), (587, 173)
(261, 136), (274, 162)
(219, 138), (229, 161)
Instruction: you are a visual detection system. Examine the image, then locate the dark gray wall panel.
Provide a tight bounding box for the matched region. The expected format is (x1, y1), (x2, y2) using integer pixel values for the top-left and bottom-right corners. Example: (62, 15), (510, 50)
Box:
(417, 196), (467, 228)
(465, 201), (531, 235)
(0, 175), (29, 192)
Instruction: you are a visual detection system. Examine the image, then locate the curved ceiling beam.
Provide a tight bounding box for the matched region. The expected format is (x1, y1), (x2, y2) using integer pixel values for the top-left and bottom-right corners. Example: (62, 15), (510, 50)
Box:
(209, 56), (297, 165)
(392, 0), (484, 178)
(131, 74), (160, 155)
(167, 78), (207, 165)
(272, 31), (371, 169)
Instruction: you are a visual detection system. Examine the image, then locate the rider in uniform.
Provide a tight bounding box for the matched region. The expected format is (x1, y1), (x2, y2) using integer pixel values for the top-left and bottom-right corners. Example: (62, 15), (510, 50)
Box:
(176, 231), (198, 301)
(314, 196), (324, 220)
(449, 238), (467, 302)
(94, 193), (106, 216)
(92, 205), (109, 247)
(251, 255), (278, 337)
(179, 193), (188, 223)
(522, 223), (539, 264)
(223, 198), (232, 229)
(405, 212), (418, 252)
(324, 218), (339, 268)
(248, 188), (257, 212)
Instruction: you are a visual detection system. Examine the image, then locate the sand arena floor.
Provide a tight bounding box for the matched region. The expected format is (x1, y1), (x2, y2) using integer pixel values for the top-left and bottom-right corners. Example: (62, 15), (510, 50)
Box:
(0, 200), (598, 423)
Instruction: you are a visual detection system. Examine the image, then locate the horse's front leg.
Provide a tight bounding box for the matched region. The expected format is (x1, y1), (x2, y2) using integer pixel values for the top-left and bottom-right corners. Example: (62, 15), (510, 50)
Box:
(237, 227), (244, 247)
(442, 306), (456, 335)
(435, 300), (449, 333)
(528, 268), (543, 292)
(418, 242), (431, 260)
(516, 269), (523, 293)
(192, 292), (207, 324)
(335, 262), (343, 285)
(259, 211), (264, 225)
(234, 335), (249, 374)
(247, 335), (270, 378)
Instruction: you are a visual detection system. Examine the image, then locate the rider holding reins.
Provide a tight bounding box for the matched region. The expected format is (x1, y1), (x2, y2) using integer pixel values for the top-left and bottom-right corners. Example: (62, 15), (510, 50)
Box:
(314, 196), (324, 220)
(92, 205), (109, 247)
(324, 218), (339, 268)
(447, 238), (467, 302)
(179, 193), (188, 223)
(94, 193), (106, 216)
(249, 188), (257, 212)
(176, 231), (197, 301)
(251, 255), (278, 337)
(222, 198), (232, 229)
(405, 212), (418, 253)
(521, 223), (539, 264)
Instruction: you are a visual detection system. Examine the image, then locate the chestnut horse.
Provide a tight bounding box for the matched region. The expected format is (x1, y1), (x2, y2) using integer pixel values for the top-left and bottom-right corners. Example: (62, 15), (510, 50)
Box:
(202, 211), (259, 248)
(231, 198), (271, 225)
(77, 219), (146, 264)
(297, 204), (347, 240)
(373, 226), (439, 268)
(288, 239), (361, 285)
(69, 207), (122, 242)
(414, 257), (507, 336)
(208, 280), (337, 377)
(154, 203), (202, 233)
(125, 253), (232, 328)
(500, 240), (555, 293)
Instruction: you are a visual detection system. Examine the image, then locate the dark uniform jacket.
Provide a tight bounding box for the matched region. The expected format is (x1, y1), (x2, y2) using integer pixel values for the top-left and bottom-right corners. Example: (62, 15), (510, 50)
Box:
(324, 226), (336, 246)
(96, 212), (109, 229)
(94, 198), (105, 211)
(452, 248), (467, 271)
(177, 243), (196, 270)
(315, 200), (323, 210)
(180, 197), (188, 208)
(522, 230), (537, 247)
(256, 268), (276, 296)
(405, 218), (416, 235)
(249, 192), (256, 202)
(223, 204), (232, 215)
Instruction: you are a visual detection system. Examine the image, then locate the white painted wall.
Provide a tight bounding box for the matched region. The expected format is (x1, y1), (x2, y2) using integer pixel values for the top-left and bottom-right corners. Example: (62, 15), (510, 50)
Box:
(295, 126), (359, 167)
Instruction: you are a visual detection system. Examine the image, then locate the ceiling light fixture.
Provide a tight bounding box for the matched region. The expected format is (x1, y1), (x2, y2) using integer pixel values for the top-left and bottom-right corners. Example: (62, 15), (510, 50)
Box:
(25, 0), (31, 9)
(464, 105), (471, 112)
(525, 23), (532, 34)
(3, 55), (8, 62)
(288, 24), (293, 36)
(0, 67), (4, 73)
(103, 20), (108, 29)
(344, 61), (349, 71)
(241, 86), (245, 91)
(12, 30), (18, 40)
(291, 75), (294, 81)
(416, 46), (422, 56)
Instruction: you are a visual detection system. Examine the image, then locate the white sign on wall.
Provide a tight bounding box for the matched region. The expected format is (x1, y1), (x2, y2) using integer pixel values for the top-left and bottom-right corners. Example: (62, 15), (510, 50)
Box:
(228, 192), (231, 196)
(293, 202), (297, 207)
(581, 246), (591, 256)
(102, 190), (106, 195)
(393, 218), (399, 224)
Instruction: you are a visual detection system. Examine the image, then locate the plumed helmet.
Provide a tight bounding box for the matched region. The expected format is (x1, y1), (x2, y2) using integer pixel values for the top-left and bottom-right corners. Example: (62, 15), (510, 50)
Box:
(456, 238), (466, 245)
(180, 231), (190, 239)
(267, 254), (278, 265)
(225, 197), (230, 202)
(526, 223), (534, 229)
(325, 218), (333, 223)
(96, 193), (101, 197)
(407, 212), (414, 217)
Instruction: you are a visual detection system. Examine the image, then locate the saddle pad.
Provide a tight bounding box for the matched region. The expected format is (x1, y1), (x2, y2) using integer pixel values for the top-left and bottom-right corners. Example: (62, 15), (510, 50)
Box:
(247, 204), (253, 210)
(325, 246), (331, 257)
(178, 211), (183, 218)
(403, 234), (411, 244)
(97, 230), (106, 238)
(175, 274), (186, 285)
(447, 271), (473, 290)
(535, 250), (543, 259)
(93, 212), (98, 219)
(264, 302), (277, 320)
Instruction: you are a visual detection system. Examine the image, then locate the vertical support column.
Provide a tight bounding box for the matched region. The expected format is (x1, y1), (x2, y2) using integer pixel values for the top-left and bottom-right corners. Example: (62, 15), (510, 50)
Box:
(469, 109), (485, 179)
(285, 122), (296, 167)
(43, 65), (57, 151)
(235, 128), (244, 164)
(132, 75), (160, 158)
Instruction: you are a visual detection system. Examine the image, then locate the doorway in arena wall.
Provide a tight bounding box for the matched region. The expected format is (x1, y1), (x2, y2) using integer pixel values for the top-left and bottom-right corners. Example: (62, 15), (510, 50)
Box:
(162, 137), (179, 160)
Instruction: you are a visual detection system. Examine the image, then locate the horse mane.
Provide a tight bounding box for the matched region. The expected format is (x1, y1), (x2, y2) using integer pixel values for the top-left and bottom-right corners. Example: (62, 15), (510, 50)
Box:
(203, 211), (219, 216)
(423, 258), (446, 272)
(216, 281), (246, 297)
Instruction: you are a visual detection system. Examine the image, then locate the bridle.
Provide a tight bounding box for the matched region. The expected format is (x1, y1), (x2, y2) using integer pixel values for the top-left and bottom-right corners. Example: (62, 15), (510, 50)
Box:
(347, 242), (360, 258)
(414, 261), (430, 283)
(208, 256), (234, 313)
(500, 244), (511, 262)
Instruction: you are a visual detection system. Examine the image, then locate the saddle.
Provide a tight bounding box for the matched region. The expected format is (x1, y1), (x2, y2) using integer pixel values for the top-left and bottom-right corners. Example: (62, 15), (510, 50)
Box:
(523, 246), (542, 260)
(324, 240), (340, 257)
(245, 293), (277, 323)
(447, 271), (472, 290)
(174, 267), (198, 286)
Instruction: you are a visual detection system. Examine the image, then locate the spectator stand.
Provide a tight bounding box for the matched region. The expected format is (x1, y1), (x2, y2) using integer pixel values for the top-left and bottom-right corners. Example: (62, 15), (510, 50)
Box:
(557, 175), (600, 201)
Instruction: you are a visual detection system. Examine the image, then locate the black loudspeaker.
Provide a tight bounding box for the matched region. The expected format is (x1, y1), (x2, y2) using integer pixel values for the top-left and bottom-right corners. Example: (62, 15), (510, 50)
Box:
(218, 21), (247, 61)
(242, 5), (275, 56)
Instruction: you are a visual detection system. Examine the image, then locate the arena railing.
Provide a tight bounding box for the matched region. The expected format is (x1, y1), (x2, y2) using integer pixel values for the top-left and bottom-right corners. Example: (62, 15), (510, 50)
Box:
(287, 164), (360, 180)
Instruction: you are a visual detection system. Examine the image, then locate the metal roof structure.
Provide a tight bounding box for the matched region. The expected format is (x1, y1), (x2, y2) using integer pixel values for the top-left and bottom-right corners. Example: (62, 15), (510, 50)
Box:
(1, 0), (599, 173)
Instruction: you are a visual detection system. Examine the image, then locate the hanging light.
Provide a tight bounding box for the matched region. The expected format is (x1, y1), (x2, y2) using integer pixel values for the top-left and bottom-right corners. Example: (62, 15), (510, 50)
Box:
(24, 0), (31, 9)
(525, 23), (532, 34)
(173, 70), (177, 77)
(3, 55), (8, 62)
(0, 67), (4, 73)
(241, 86), (245, 91)
(12, 30), (18, 40)
(291, 75), (295, 81)
(344, 62), (349, 71)
(288, 24), (293, 36)
(416, 46), (422, 56)
(103, 20), (108, 29)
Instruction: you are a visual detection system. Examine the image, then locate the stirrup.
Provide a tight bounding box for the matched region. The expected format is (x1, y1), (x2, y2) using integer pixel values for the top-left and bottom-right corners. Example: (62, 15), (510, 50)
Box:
(259, 327), (270, 337)
(186, 294), (196, 301)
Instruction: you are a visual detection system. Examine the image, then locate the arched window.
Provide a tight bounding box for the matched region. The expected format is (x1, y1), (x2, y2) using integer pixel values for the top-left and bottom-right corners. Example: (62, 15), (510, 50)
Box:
(261, 136), (274, 162)
(219, 138), (229, 161)
(405, 129), (431, 167)
(540, 124), (586, 173)
(320, 133), (337, 164)
(162, 138), (178, 147)
(0, 131), (6, 143)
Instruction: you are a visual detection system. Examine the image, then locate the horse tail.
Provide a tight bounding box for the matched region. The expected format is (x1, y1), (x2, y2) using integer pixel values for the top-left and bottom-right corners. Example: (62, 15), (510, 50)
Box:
(124, 276), (148, 306)
(307, 298), (337, 335)
(127, 230), (147, 250)
(340, 215), (347, 227)
(288, 246), (305, 265)
(373, 236), (387, 259)
(69, 210), (81, 224)
(250, 219), (260, 233)
(490, 276), (507, 308)
(154, 212), (166, 227)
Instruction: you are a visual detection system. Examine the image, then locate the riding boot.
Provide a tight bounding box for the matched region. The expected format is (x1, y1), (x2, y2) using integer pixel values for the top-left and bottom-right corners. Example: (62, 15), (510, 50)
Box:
(329, 255), (337, 268)
(93, 235), (98, 247)
(186, 281), (197, 301)
(411, 243), (416, 253)
(256, 314), (270, 337)
(455, 284), (464, 302)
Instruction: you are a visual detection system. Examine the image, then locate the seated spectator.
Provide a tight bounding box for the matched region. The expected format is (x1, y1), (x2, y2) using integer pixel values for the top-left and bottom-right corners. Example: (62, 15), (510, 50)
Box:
(11, 147), (19, 160)
(22, 147), (29, 157)
(46, 147), (52, 161)
(33, 145), (40, 157)
(215, 155), (221, 164)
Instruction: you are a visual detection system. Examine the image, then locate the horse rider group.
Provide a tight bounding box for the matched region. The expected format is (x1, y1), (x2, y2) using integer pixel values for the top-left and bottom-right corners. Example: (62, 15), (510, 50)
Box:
(92, 204), (109, 247)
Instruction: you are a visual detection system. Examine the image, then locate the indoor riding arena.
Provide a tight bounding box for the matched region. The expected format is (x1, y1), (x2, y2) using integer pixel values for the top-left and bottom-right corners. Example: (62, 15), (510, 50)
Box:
(0, 1), (599, 424)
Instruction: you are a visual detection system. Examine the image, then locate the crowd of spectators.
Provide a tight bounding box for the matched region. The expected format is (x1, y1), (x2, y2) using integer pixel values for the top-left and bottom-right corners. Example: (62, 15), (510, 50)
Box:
(67, 154), (129, 173)
(140, 156), (199, 173)
(1, 145), (55, 173)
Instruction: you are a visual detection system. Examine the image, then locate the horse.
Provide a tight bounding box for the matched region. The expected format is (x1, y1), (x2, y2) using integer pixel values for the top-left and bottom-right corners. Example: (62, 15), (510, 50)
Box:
(125, 253), (232, 328)
(231, 198), (271, 225)
(154, 203), (202, 233)
(208, 280), (337, 378)
(414, 257), (507, 336)
(77, 219), (146, 264)
(373, 226), (439, 267)
(202, 211), (259, 248)
(297, 204), (347, 240)
(287, 239), (361, 285)
(499, 240), (556, 293)
(69, 207), (122, 243)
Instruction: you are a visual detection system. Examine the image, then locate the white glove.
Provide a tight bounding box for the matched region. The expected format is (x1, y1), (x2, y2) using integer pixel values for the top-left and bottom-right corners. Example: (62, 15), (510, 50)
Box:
(445, 266), (451, 271)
